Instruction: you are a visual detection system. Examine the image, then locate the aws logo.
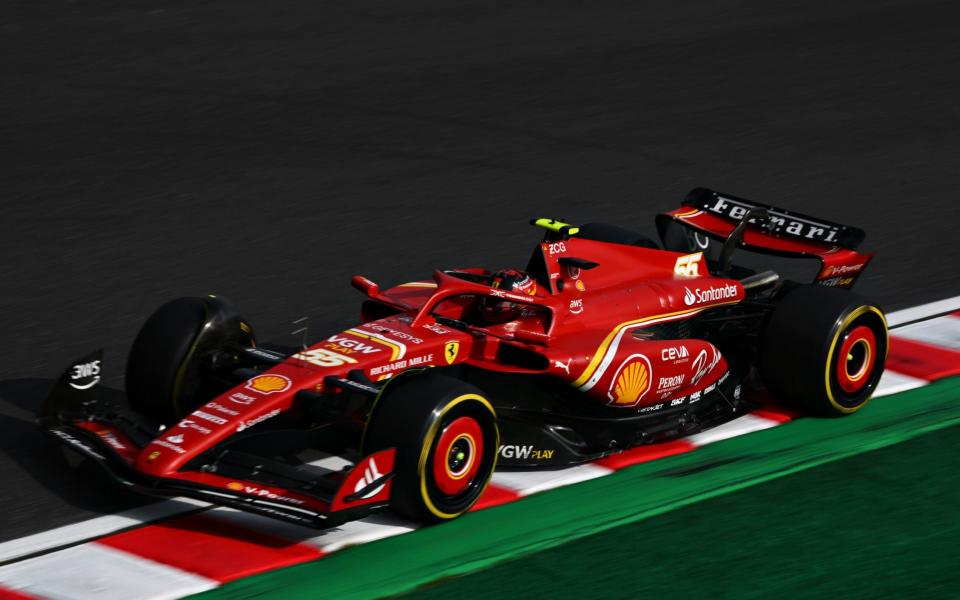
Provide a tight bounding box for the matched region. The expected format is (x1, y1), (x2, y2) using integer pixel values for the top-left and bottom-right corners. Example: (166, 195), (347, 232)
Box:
(607, 354), (652, 406)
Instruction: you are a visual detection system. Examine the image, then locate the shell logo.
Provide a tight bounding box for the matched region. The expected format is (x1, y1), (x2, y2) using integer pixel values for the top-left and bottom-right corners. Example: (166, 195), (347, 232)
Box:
(608, 354), (652, 406)
(227, 482), (244, 491)
(245, 374), (292, 395)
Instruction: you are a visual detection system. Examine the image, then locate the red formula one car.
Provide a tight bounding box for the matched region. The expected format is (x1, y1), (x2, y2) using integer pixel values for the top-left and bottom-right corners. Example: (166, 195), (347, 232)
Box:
(40, 188), (888, 526)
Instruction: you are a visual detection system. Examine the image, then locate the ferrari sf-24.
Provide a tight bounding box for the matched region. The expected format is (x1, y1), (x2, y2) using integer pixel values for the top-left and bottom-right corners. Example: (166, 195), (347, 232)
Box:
(40, 188), (887, 526)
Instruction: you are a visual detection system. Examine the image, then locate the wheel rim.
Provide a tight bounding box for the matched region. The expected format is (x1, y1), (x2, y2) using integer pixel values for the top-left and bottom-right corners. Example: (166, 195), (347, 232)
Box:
(431, 416), (483, 496)
(836, 325), (877, 394)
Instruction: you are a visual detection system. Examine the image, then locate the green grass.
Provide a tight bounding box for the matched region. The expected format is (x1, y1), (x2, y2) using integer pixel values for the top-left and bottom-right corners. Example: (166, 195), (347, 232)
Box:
(407, 424), (960, 599)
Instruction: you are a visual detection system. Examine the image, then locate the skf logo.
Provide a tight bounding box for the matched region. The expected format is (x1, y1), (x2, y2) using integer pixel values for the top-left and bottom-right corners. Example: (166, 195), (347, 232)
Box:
(608, 355), (652, 406)
(245, 374), (292, 395)
(444, 341), (460, 365)
(674, 252), (703, 277)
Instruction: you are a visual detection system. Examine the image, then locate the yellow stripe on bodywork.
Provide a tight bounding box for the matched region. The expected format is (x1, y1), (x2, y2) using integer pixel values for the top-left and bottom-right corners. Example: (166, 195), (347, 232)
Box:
(572, 301), (739, 388)
(397, 282), (438, 288)
(347, 328), (404, 361)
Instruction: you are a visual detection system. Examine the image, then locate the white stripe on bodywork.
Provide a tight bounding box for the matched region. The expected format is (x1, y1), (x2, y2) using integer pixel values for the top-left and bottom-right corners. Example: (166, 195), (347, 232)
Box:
(579, 310), (704, 392)
(0, 543), (217, 600)
(348, 328), (407, 359)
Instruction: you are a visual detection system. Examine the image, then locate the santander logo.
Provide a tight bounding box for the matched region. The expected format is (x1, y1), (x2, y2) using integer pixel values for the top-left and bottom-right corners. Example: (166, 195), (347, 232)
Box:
(684, 284), (738, 306)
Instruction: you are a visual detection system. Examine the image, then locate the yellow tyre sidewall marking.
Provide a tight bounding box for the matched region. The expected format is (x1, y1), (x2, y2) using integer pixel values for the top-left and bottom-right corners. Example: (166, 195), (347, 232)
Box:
(418, 393), (498, 520)
(824, 305), (888, 413)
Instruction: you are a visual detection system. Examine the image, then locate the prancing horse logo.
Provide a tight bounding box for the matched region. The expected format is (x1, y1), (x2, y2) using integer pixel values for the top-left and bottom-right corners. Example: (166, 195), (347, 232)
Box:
(444, 341), (460, 364)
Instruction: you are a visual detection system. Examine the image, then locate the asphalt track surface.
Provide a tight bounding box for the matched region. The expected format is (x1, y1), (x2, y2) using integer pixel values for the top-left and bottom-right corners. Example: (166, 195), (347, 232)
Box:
(2, 0), (959, 542)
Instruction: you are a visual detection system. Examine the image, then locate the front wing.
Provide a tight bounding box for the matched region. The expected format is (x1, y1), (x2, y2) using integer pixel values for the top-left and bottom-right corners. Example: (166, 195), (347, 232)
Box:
(39, 351), (397, 528)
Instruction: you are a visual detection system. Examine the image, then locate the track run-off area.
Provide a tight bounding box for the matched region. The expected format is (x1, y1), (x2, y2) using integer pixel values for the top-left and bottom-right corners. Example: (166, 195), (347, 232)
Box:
(1, 297), (958, 599)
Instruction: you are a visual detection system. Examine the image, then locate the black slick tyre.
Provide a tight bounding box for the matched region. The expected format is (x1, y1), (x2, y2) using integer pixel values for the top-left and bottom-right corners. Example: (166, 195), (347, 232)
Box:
(363, 373), (499, 523)
(760, 285), (888, 416)
(125, 295), (254, 426)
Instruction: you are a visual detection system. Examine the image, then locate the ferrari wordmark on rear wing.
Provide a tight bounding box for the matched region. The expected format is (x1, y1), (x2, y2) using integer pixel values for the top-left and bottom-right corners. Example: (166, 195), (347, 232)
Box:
(681, 188), (865, 248)
(656, 188), (874, 289)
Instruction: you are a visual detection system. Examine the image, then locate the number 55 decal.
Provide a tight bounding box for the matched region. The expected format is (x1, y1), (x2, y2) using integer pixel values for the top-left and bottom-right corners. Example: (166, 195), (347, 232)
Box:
(674, 252), (703, 277)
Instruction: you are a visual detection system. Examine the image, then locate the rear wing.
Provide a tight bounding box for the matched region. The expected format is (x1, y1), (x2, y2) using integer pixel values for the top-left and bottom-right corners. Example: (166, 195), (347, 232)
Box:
(679, 188), (865, 249)
(656, 188), (874, 289)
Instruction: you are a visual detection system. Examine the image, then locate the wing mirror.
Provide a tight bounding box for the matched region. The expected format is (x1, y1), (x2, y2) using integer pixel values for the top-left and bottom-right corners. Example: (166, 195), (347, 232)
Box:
(351, 275), (380, 298)
(512, 328), (552, 346)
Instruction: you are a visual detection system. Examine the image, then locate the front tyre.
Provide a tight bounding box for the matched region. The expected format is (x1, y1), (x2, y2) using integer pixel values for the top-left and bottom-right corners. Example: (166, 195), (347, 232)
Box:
(125, 295), (255, 426)
(363, 373), (499, 522)
(760, 285), (888, 416)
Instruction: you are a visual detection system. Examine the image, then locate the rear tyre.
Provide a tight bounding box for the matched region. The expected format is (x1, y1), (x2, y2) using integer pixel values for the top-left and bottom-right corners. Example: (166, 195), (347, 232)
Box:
(125, 295), (255, 426)
(363, 373), (499, 522)
(760, 285), (887, 416)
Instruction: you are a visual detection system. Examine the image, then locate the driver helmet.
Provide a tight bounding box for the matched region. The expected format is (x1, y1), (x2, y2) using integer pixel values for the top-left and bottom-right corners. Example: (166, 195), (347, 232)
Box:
(481, 269), (537, 323)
